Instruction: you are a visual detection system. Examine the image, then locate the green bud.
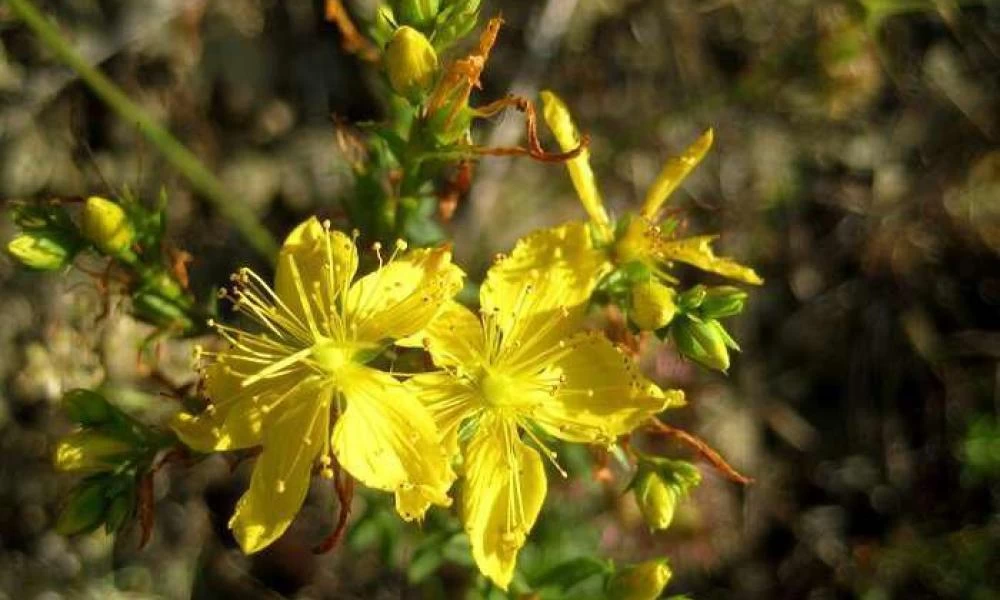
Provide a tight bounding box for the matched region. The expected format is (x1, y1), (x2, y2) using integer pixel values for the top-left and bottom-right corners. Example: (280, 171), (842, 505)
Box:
(607, 559), (673, 600)
(369, 6), (397, 48)
(631, 280), (678, 330)
(63, 389), (115, 426)
(672, 318), (733, 372)
(699, 286), (747, 319)
(633, 470), (677, 530)
(56, 481), (109, 535)
(81, 196), (133, 256)
(53, 431), (133, 473)
(395, 0), (440, 29)
(431, 0), (480, 50)
(385, 26), (439, 101)
(131, 290), (195, 332)
(7, 230), (75, 270)
(676, 285), (707, 312)
(631, 458), (701, 531)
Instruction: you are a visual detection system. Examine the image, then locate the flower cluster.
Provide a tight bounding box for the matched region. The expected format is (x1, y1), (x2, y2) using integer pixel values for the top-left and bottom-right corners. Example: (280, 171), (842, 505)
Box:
(172, 176), (748, 587)
(167, 80), (760, 592)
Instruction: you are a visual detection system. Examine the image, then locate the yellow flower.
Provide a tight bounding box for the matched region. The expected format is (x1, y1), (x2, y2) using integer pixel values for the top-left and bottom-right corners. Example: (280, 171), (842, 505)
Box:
(495, 91), (761, 309)
(171, 217), (463, 553)
(404, 263), (684, 589)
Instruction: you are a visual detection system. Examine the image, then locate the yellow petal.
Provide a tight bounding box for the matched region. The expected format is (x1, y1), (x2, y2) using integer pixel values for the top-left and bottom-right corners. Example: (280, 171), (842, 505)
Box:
(639, 129), (714, 220)
(486, 222), (610, 313)
(481, 244), (601, 370)
(405, 371), (479, 458)
(534, 332), (684, 444)
(657, 235), (763, 285)
(229, 383), (330, 553)
(171, 350), (308, 452)
(274, 217), (358, 326)
(346, 247), (464, 343)
(332, 364), (454, 521)
(540, 91), (613, 242)
(396, 300), (485, 369)
(462, 414), (547, 590)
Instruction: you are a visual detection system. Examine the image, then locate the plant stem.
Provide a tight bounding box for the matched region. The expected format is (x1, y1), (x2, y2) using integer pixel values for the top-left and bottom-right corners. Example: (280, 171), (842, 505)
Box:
(6, 0), (278, 262)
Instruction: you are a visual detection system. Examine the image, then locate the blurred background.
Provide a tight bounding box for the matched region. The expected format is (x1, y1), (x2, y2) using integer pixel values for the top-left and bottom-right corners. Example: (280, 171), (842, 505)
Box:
(1, 0), (999, 598)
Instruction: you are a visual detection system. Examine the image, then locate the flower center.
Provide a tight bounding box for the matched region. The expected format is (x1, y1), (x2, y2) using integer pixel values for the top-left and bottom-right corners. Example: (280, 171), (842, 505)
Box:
(479, 369), (536, 410)
(311, 338), (352, 375)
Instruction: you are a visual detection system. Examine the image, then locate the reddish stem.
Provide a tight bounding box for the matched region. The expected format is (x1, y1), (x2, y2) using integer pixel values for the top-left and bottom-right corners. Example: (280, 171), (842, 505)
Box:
(647, 417), (753, 485)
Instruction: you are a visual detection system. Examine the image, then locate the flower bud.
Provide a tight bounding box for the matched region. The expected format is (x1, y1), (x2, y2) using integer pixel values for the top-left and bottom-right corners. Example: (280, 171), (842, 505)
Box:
(632, 458), (701, 531)
(7, 231), (75, 270)
(633, 470), (678, 530)
(81, 196), (133, 256)
(699, 286), (747, 319)
(54, 431), (133, 473)
(395, 0), (439, 29)
(631, 280), (678, 330)
(431, 0), (480, 50)
(672, 318), (733, 372)
(607, 559), (672, 600)
(385, 26), (439, 100)
(63, 389), (114, 426)
(676, 284), (707, 312)
(56, 481), (109, 535)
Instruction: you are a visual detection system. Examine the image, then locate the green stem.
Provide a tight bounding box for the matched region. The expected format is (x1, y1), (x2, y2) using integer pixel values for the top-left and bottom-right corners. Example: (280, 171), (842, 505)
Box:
(6, 0), (278, 262)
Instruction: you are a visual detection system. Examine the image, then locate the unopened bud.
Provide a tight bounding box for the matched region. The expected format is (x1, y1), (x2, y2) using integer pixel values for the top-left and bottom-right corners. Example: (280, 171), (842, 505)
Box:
(634, 470), (677, 530)
(699, 286), (747, 319)
(676, 285), (707, 312)
(63, 389), (115, 426)
(631, 280), (678, 330)
(632, 459), (701, 531)
(7, 230), (74, 270)
(385, 26), (439, 100)
(672, 318), (733, 372)
(53, 431), (133, 473)
(81, 196), (133, 256)
(395, 0), (439, 29)
(607, 559), (673, 600)
(55, 481), (109, 535)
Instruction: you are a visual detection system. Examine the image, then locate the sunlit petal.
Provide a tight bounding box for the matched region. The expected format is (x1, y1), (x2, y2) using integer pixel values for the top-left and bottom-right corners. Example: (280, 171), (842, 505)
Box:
(346, 247), (464, 343)
(171, 350), (306, 452)
(332, 365), (454, 521)
(534, 332), (684, 444)
(461, 414), (547, 590)
(656, 235), (763, 285)
(540, 91), (613, 241)
(397, 301), (485, 369)
(229, 381), (330, 553)
(274, 217), (359, 324)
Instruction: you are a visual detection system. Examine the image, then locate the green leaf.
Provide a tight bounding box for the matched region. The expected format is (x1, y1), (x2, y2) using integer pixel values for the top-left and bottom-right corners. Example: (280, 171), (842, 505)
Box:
(533, 556), (613, 593)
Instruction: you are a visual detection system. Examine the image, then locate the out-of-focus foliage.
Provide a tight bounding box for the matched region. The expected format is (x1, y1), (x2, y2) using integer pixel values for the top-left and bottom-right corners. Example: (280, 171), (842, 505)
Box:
(0, 0), (998, 598)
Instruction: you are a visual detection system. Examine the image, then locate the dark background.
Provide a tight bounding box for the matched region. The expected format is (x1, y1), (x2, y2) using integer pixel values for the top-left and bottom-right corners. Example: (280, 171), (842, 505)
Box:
(0, 0), (998, 598)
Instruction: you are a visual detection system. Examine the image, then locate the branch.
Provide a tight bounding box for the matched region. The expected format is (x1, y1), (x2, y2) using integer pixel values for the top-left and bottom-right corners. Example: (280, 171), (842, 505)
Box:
(6, 0), (278, 262)
(646, 417), (753, 485)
